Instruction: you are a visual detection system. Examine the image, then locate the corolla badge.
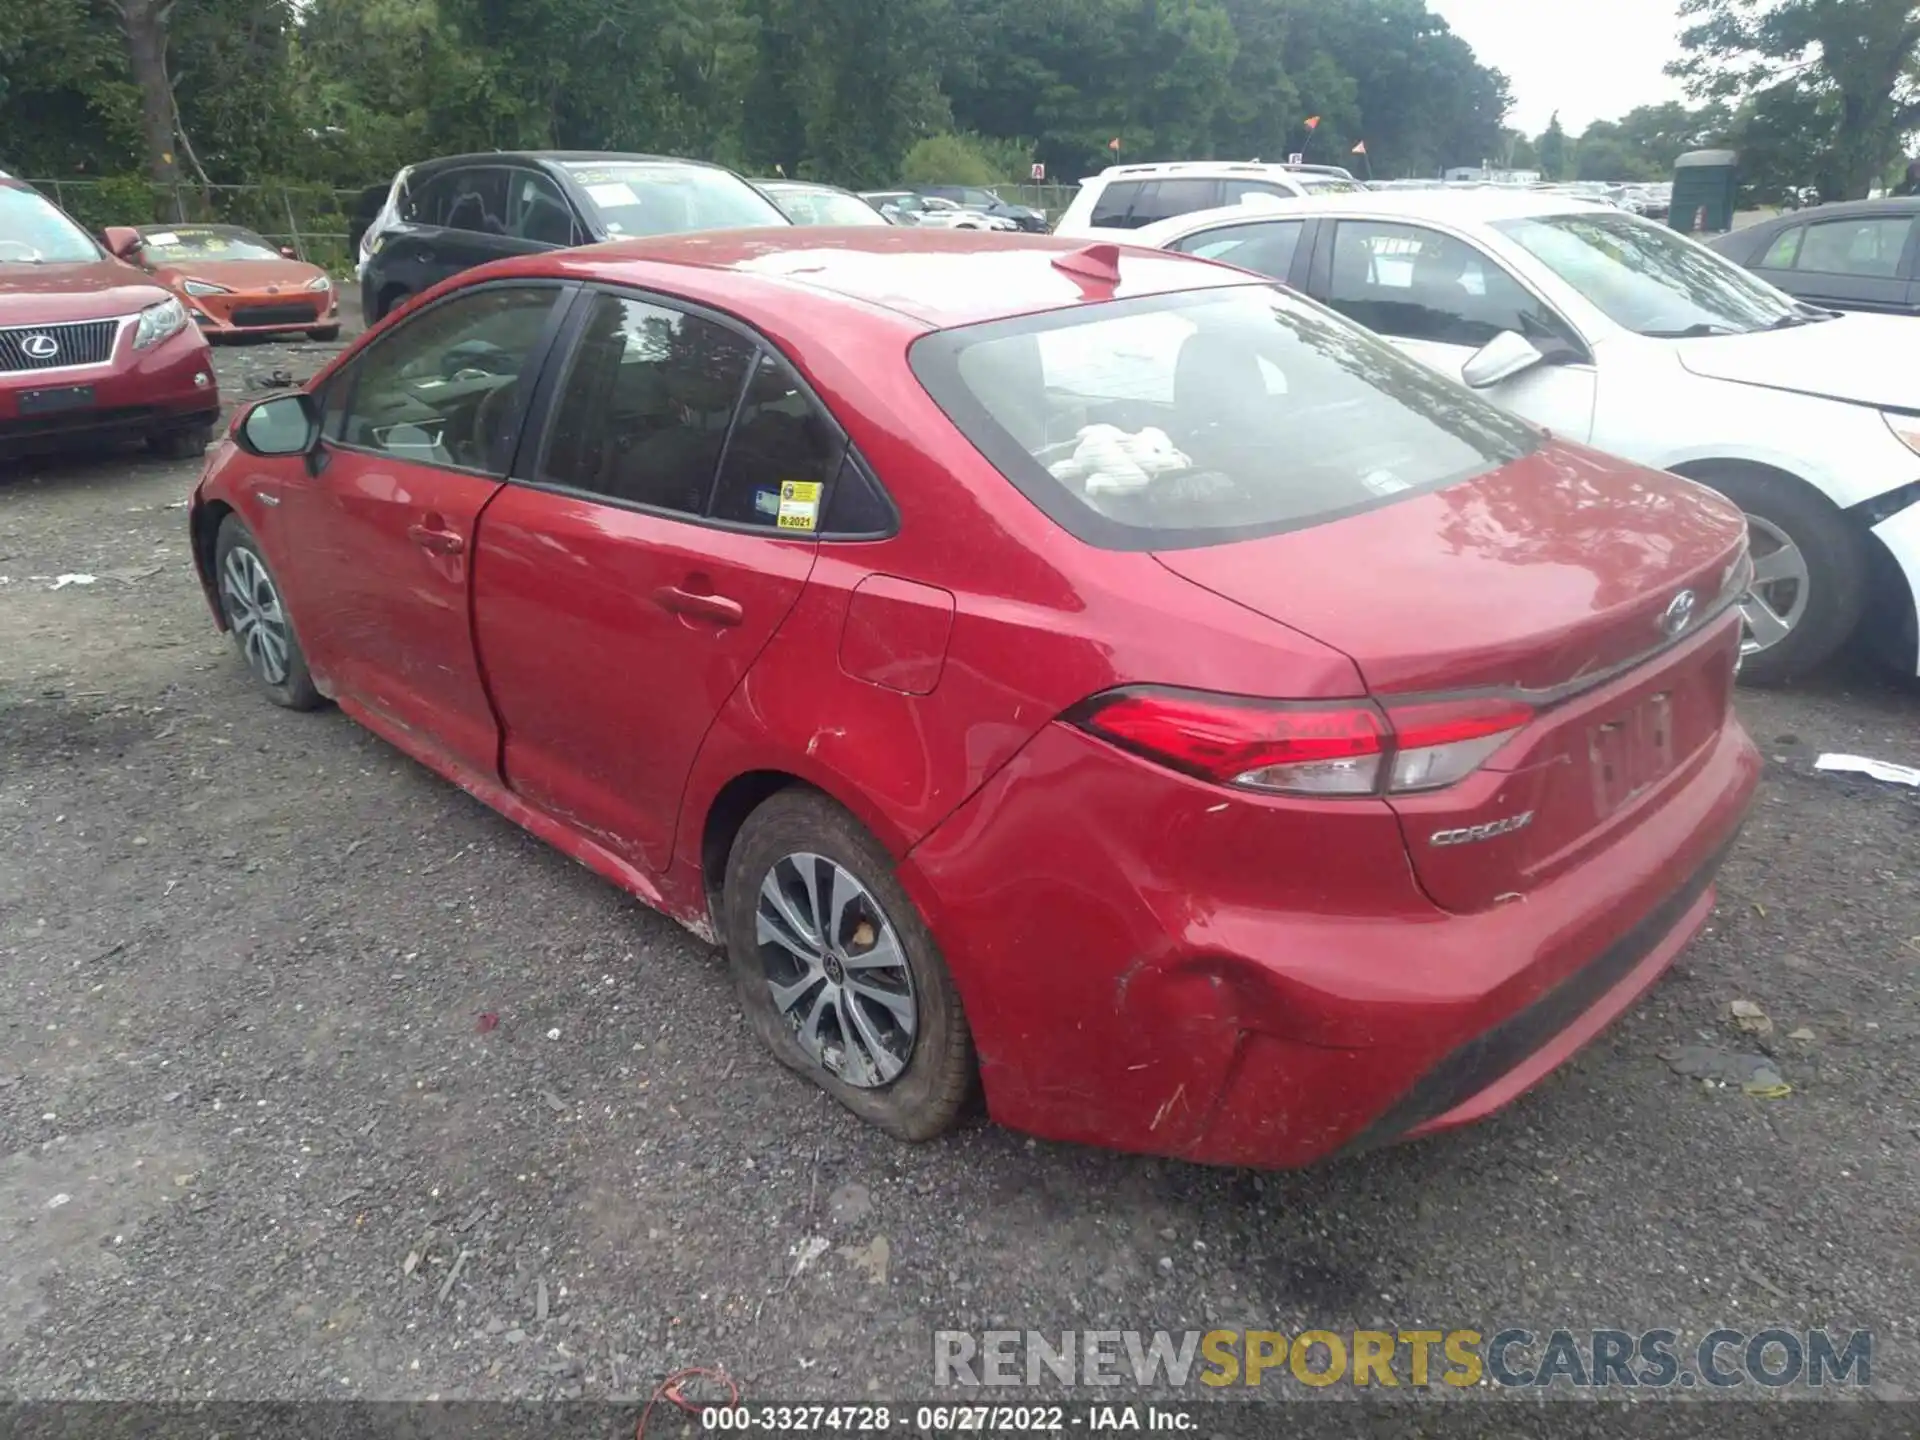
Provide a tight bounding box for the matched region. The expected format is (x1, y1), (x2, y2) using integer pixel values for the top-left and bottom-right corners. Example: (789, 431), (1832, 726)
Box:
(20, 333), (59, 360)
(1430, 812), (1534, 847)
(1660, 589), (1697, 638)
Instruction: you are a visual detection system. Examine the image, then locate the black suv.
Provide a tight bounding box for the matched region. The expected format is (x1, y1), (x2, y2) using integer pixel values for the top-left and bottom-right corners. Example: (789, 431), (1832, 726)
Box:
(916, 185), (1048, 232)
(359, 151), (790, 322)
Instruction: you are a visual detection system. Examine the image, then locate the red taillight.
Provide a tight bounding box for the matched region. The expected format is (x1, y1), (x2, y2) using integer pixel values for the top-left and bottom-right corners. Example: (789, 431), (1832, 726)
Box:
(1070, 688), (1532, 797)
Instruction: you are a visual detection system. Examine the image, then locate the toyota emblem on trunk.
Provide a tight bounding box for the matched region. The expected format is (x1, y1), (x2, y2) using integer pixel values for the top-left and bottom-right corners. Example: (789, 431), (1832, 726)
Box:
(1661, 589), (1697, 638)
(20, 333), (59, 360)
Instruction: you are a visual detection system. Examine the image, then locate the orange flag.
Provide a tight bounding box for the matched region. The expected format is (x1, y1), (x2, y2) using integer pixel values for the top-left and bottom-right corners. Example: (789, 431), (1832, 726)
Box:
(1108, 137), (1122, 152)
(1352, 140), (1367, 154)
(1304, 115), (1321, 130)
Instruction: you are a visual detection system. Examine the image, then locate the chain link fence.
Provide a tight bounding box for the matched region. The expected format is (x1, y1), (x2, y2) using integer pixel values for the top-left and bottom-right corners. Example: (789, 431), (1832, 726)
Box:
(30, 178), (367, 272)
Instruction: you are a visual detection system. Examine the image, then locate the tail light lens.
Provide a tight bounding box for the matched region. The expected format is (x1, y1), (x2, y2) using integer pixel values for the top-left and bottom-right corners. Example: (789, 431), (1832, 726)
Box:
(1069, 688), (1532, 797)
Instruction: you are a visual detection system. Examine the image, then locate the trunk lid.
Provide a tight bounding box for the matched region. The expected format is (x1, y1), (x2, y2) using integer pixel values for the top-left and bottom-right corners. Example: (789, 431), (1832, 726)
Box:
(1153, 442), (1749, 911)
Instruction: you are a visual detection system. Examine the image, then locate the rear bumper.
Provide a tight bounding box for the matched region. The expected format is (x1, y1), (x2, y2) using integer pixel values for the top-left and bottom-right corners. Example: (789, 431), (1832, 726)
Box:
(903, 712), (1761, 1169)
(0, 327), (218, 457)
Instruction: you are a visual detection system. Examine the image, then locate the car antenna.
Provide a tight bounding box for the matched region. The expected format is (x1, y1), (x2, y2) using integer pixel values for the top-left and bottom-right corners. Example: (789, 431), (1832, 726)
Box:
(1052, 243), (1122, 285)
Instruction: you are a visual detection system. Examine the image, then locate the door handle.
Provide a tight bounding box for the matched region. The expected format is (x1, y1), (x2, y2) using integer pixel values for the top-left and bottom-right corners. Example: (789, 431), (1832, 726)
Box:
(408, 522), (464, 556)
(416, 248), (435, 264)
(655, 584), (743, 626)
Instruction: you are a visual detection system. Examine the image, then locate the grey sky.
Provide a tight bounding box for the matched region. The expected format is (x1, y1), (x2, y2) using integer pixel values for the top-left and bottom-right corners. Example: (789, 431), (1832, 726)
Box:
(1428, 0), (1693, 137)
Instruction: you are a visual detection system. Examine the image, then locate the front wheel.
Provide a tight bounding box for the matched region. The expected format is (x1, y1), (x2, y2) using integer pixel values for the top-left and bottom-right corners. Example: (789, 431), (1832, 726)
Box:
(214, 517), (323, 710)
(722, 790), (977, 1141)
(1682, 464), (1868, 685)
(307, 325), (341, 342)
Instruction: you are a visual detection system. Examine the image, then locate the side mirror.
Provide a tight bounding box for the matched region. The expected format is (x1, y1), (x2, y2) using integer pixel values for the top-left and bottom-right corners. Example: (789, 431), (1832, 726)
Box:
(1461, 330), (1547, 389)
(236, 393), (321, 457)
(280, 245), (298, 259)
(102, 226), (142, 260)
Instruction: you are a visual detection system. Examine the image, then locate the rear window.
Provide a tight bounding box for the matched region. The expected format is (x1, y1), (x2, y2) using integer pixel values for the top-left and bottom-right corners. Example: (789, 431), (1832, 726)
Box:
(560, 161), (787, 237)
(910, 285), (1539, 551)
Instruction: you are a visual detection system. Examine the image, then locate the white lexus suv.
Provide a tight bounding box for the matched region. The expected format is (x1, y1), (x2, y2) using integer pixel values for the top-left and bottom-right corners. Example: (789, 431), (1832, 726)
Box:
(1129, 188), (1920, 682)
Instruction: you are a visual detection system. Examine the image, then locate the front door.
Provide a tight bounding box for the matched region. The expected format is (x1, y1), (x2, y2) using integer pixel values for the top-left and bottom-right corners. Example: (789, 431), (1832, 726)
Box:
(1315, 217), (1600, 442)
(281, 281), (571, 777)
(1765, 213), (1918, 314)
(473, 291), (842, 875)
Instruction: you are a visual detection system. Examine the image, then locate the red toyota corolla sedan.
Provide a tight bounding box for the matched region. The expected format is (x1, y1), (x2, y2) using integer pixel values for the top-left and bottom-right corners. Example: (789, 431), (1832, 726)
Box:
(0, 180), (220, 460)
(187, 227), (1760, 1167)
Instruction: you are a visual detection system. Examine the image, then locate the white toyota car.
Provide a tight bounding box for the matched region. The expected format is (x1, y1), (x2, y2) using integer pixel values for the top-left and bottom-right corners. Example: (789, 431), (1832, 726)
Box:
(1130, 189), (1920, 682)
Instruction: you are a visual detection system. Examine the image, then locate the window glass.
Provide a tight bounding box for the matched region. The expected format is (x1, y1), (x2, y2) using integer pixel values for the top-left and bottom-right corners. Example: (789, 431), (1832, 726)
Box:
(337, 286), (559, 471)
(710, 353), (846, 528)
(0, 186), (100, 263)
(1220, 179), (1299, 207)
(1298, 176), (1367, 195)
(1171, 219), (1305, 280)
(1327, 221), (1571, 350)
(1757, 226), (1802, 270)
(822, 453), (895, 535)
(506, 169), (578, 246)
(1796, 217), (1912, 277)
(910, 285), (1538, 551)
(558, 161), (786, 238)
(441, 168), (510, 236)
(961, 189), (998, 209)
(138, 226), (281, 262)
(1089, 181), (1143, 227)
(766, 185), (889, 227)
(1491, 210), (1798, 336)
(541, 293), (755, 514)
(1129, 179), (1221, 227)
(399, 172), (450, 226)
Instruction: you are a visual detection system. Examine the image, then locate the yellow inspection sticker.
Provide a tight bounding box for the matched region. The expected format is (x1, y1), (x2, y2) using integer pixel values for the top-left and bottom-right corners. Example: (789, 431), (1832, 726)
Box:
(776, 480), (822, 531)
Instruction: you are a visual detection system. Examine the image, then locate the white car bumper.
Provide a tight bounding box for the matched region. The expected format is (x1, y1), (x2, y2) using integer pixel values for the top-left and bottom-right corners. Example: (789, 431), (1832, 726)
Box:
(1870, 498), (1920, 674)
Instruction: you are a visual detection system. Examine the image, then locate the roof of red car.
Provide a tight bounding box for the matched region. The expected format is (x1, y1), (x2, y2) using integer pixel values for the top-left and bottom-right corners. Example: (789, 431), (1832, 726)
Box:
(525, 226), (1257, 331)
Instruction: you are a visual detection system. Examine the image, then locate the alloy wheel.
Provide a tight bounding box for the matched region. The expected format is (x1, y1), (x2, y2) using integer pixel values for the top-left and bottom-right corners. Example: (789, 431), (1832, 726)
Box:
(1739, 514), (1810, 658)
(755, 852), (918, 1089)
(220, 547), (292, 686)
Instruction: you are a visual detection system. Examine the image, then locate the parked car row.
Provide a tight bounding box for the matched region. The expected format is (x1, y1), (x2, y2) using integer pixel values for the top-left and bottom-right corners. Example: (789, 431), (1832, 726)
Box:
(13, 130), (1914, 1169)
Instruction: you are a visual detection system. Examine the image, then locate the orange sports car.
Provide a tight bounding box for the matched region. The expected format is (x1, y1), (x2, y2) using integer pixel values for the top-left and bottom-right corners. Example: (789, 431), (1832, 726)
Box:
(103, 223), (340, 341)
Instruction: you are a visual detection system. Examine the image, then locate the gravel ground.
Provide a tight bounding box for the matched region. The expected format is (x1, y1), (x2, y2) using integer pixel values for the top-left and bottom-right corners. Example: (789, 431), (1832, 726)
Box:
(1, 326), (1917, 1419)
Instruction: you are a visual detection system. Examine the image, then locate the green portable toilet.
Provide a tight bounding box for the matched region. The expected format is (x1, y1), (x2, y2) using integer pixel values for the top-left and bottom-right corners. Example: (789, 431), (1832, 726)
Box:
(1670, 149), (1738, 235)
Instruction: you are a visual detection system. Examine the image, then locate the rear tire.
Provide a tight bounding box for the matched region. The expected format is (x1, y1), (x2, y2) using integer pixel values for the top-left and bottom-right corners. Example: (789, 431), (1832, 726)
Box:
(1678, 463), (1868, 685)
(214, 516), (323, 711)
(149, 424), (212, 462)
(307, 325), (341, 342)
(374, 287), (408, 322)
(722, 789), (977, 1141)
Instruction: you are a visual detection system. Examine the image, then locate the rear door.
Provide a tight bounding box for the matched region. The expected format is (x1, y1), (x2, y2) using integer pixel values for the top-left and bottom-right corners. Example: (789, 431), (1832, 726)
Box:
(276, 281), (572, 776)
(1311, 217), (1599, 442)
(472, 289), (835, 876)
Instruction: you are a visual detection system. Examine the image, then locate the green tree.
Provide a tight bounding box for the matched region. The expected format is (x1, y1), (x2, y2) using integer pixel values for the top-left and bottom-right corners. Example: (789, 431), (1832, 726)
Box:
(1670, 0), (1920, 199)
(1537, 111), (1568, 179)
